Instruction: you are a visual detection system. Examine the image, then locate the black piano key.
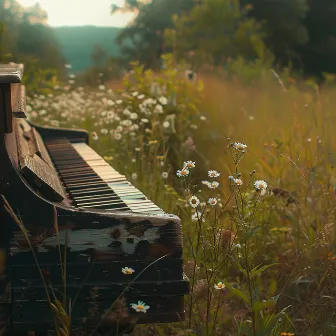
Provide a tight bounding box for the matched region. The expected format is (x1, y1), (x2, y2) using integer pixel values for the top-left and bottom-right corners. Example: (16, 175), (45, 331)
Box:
(67, 182), (108, 190)
(71, 187), (116, 196)
(45, 140), (164, 214)
(76, 198), (124, 207)
(73, 193), (118, 202)
(79, 202), (128, 210)
(62, 176), (103, 184)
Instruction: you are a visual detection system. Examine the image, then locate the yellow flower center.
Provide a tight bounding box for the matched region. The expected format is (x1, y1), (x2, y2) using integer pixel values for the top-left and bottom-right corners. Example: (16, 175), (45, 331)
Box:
(181, 170), (188, 175)
(217, 283), (222, 288)
(137, 305), (144, 310)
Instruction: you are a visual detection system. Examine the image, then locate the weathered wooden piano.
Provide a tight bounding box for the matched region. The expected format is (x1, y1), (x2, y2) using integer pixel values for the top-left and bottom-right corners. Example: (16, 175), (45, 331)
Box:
(0, 64), (189, 335)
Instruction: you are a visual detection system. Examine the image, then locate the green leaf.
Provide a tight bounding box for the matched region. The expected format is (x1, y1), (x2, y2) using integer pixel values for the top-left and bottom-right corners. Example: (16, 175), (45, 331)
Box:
(252, 299), (276, 313)
(250, 263), (278, 279)
(224, 281), (250, 305)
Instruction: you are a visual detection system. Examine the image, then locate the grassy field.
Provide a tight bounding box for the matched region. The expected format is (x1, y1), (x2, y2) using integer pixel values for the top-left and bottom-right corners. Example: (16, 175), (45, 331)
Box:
(26, 59), (336, 336)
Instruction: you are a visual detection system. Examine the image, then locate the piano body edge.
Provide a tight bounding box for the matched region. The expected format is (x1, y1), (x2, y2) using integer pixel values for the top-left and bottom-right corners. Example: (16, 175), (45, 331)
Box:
(0, 114), (189, 335)
(31, 121), (89, 144)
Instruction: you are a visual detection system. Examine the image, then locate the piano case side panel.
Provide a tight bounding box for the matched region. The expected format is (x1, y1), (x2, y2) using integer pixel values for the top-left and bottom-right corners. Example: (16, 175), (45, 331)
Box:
(11, 294), (186, 333)
(0, 198), (13, 336)
(9, 210), (187, 333)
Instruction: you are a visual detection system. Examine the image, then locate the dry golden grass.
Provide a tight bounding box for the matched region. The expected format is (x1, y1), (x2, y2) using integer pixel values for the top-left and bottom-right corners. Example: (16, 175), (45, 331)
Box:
(26, 63), (336, 335)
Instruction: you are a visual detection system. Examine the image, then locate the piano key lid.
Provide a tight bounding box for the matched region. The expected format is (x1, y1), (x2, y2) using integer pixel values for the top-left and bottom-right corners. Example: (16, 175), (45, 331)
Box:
(0, 63), (24, 84)
(0, 63), (26, 134)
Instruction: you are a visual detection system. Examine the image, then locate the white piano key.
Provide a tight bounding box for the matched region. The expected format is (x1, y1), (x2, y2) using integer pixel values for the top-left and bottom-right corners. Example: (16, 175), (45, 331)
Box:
(71, 143), (164, 214)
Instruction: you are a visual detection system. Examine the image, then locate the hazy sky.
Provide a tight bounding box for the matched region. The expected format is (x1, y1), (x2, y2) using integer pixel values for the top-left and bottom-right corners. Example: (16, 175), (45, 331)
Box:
(18, 0), (134, 27)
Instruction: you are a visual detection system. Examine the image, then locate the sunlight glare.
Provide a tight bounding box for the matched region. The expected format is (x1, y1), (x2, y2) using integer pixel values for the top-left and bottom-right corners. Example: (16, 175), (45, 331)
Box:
(17, 0), (133, 27)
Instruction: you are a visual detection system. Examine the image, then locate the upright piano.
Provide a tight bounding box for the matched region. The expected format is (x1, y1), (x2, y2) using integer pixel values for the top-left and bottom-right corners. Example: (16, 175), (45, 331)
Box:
(0, 64), (189, 335)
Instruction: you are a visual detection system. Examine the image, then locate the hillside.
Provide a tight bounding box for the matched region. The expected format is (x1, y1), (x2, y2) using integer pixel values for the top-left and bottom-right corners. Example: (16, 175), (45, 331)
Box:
(53, 26), (121, 73)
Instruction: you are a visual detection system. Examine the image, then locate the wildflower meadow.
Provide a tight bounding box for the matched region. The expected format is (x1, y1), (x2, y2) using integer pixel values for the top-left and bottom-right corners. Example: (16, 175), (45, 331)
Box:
(25, 55), (336, 336)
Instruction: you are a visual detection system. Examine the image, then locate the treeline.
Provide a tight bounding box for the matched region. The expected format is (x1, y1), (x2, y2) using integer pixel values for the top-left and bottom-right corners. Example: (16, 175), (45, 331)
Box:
(0, 0), (66, 87)
(113, 0), (336, 77)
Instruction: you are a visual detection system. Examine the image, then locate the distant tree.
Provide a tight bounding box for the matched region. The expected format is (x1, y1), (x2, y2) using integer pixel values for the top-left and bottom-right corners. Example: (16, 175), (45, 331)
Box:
(112, 0), (195, 67)
(298, 0), (336, 75)
(239, 0), (309, 65)
(169, 0), (267, 65)
(0, 0), (23, 59)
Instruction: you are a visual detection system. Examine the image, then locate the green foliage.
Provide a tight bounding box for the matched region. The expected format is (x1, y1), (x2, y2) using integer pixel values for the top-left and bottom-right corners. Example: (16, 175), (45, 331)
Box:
(299, 0), (336, 76)
(1, 0), (65, 92)
(114, 0), (195, 67)
(168, 0), (268, 66)
(240, 0), (309, 63)
(116, 0), (336, 76)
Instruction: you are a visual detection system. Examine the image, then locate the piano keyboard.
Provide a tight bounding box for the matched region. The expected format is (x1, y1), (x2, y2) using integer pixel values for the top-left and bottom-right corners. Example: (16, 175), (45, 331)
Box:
(45, 140), (164, 214)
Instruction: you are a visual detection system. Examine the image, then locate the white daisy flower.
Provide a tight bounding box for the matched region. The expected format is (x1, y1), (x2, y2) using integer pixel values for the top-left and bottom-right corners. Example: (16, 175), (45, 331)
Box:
(91, 132), (99, 141)
(159, 96), (168, 105)
(208, 170), (220, 178)
(116, 99), (123, 104)
(141, 118), (149, 123)
(154, 104), (163, 113)
(208, 198), (218, 206)
(233, 178), (243, 186)
(163, 121), (170, 128)
(130, 301), (150, 313)
(122, 267), (135, 275)
(176, 168), (190, 177)
(183, 161), (196, 169)
(138, 94), (145, 99)
(191, 211), (205, 222)
(200, 115), (207, 121)
(98, 85), (105, 90)
(233, 142), (247, 150)
(189, 196), (200, 208)
(114, 133), (122, 140)
(202, 181), (211, 187)
(100, 128), (108, 135)
(130, 113), (138, 120)
(162, 172), (168, 179)
(132, 91), (139, 96)
(132, 173), (137, 180)
(214, 281), (225, 290)
(209, 181), (219, 189)
(254, 180), (268, 191)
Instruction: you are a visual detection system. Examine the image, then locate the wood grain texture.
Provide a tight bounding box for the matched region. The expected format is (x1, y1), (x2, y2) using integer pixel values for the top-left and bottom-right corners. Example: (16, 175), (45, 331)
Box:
(0, 64), (23, 84)
(12, 84), (27, 119)
(15, 120), (66, 202)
